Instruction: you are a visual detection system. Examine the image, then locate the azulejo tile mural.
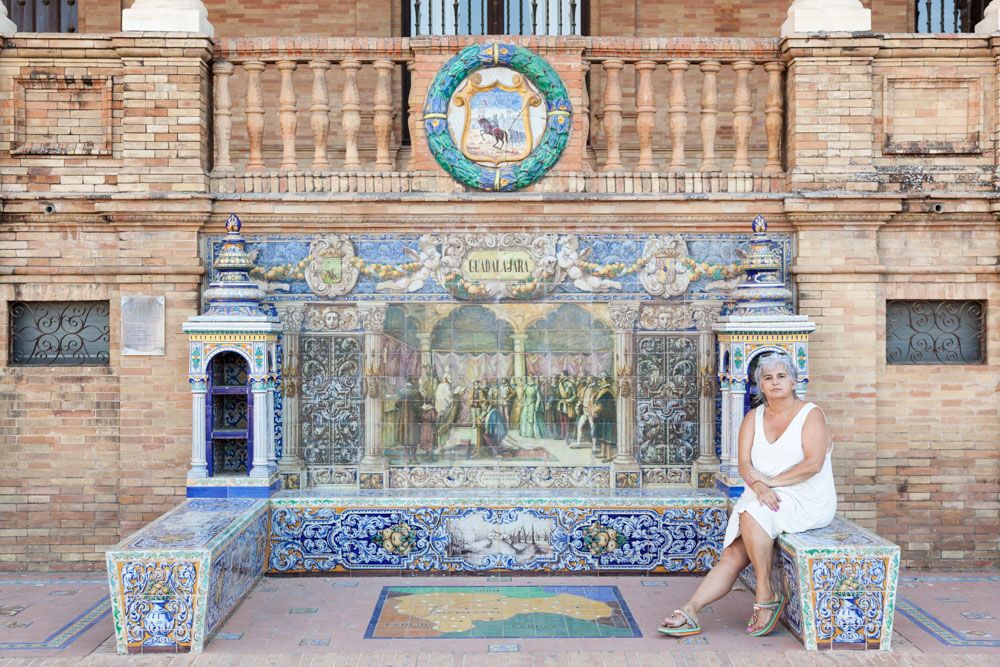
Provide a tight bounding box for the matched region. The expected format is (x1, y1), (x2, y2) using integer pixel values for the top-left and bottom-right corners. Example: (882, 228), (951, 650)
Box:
(365, 585), (641, 639)
(266, 494), (727, 574)
(206, 231), (790, 488)
(215, 232), (787, 303)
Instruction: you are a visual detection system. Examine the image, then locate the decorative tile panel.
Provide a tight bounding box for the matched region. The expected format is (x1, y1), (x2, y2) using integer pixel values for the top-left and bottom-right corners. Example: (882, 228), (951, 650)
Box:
(300, 335), (363, 466)
(267, 492), (725, 574)
(106, 499), (267, 654)
(636, 335), (699, 466)
(737, 517), (900, 651)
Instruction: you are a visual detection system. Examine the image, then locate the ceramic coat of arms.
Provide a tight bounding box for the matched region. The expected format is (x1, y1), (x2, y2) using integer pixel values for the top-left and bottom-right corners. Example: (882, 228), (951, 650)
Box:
(424, 43), (573, 191)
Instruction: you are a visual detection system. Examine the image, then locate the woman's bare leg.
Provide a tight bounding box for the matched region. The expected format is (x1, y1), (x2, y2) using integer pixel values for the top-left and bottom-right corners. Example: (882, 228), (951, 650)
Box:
(662, 537), (750, 627)
(739, 511), (778, 632)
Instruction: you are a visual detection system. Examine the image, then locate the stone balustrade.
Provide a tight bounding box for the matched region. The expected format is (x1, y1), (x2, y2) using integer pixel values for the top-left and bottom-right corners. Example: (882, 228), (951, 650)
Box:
(2, 32), (996, 196)
(207, 36), (785, 193)
(211, 38), (411, 181)
(584, 38), (784, 177)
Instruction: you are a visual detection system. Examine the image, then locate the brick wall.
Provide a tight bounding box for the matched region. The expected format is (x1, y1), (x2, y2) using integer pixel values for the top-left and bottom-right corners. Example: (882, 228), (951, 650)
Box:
(875, 223), (1000, 568)
(0, 227), (203, 570)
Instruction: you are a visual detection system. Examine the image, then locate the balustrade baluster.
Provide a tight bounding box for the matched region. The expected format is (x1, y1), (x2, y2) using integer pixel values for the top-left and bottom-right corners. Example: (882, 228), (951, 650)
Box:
(244, 60), (266, 172)
(698, 60), (720, 173)
(667, 59), (688, 172)
(579, 61), (592, 172)
(373, 60), (395, 171)
(764, 61), (785, 176)
(407, 61), (421, 171)
(453, 0), (459, 34)
(212, 60), (234, 173)
(277, 60), (299, 172)
(341, 59), (362, 170)
(731, 60), (754, 173)
(635, 60), (656, 173)
(531, 0), (538, 34)
(601, 59), (624, 172)
(414, 0), (422, 35)
(570, 0), (577, 34)
(309, 60), (331, 170)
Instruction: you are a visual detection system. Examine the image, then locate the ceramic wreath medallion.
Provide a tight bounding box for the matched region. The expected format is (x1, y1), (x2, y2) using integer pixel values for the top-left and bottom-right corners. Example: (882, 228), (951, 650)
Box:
(424, 43), (572, 191)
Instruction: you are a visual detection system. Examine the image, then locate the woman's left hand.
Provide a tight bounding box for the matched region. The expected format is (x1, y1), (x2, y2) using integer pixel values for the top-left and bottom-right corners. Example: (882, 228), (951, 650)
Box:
(744, 468), (773, 488)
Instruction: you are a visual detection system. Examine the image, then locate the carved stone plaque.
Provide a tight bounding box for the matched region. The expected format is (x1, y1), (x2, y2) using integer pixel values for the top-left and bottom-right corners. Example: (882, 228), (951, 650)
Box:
(121, 295), (165, 356)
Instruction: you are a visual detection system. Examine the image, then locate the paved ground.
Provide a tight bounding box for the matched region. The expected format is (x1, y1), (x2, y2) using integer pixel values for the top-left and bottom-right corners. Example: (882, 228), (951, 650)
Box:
(0, 571), (997, 665)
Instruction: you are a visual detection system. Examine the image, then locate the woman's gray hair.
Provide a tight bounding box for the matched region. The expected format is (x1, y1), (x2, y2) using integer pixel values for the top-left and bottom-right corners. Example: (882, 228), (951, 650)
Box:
(752, 351), (798, 393)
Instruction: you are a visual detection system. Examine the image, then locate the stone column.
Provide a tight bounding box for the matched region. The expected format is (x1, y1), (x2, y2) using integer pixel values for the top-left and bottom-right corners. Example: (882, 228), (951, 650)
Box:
(122, 0), (214, 35)
(695, 330), (720, 474)
(277, 330), (305, 488)
(609, 304), (640, 487)
(266, 378), (278, 472)
(249, 378), (271, 478)
(781, 0), (871, 36)
(512, 333), (527, 379)
(0, 2), (16, 37)
(726, 381), (747, 468)
(189, 379), (208, 478)
(359, 304), (388, 487)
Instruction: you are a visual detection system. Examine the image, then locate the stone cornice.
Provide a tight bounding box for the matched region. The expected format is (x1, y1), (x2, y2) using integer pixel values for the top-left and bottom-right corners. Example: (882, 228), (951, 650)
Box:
(783, 196), (901, 230)
(0, 33), (213, 61)
(584, 37), (780, 61)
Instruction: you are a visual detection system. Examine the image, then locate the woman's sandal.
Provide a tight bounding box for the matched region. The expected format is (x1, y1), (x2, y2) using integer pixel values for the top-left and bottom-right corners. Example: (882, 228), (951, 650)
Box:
(657, 609), (702, 637)
(747, 595), (786, 637)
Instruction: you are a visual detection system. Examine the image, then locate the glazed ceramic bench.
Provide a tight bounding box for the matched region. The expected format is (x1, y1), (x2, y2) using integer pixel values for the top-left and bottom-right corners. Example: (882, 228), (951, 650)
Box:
(107, 488), (728, 653)
(106, 499), (267, 653)
(739, 516), (900, 650)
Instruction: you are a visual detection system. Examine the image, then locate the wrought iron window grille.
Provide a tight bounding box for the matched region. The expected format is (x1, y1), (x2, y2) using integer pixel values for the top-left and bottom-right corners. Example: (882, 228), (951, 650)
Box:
(8, 301), (110, 366)
(886, 299), (985, 365)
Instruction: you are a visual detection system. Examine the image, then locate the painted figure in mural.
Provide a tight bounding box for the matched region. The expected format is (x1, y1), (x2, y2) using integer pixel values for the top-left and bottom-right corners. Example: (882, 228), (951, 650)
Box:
(573, 376), (598, 449)
(398, 380), (423, 463)
(498, 377), (512, 423)
(545, 377), (560, 439)
(556, 371), (577, 442)
(477, 116), (508, 149)
(470, 380), (489, 455)
(519, 377), (544, 439)
(659, 352), (836, 639)
(593, 376), (616, 461)
(418, 402), (437, 461)
(483, 399), (509, 455)
(510, 378), (525, 426)
(534, 376), (547, 438)
(434, 374), (460, 449)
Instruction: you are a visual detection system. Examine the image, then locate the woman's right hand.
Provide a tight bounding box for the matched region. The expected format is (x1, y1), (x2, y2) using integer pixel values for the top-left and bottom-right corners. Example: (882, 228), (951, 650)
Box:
(753, 482), (781, 511)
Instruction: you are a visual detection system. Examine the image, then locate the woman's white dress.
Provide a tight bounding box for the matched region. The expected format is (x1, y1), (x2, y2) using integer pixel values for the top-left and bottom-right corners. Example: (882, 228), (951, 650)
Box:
(723, 402), (836, 548)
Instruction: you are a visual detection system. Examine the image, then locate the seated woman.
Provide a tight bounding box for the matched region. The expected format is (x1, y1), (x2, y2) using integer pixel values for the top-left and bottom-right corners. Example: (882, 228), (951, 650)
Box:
(659, 351), (836, 638)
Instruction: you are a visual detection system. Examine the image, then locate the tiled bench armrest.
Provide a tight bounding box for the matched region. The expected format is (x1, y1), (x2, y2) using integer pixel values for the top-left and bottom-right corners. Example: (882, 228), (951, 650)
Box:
(740, 517), (900, 650)
(106, 499), (268, 654)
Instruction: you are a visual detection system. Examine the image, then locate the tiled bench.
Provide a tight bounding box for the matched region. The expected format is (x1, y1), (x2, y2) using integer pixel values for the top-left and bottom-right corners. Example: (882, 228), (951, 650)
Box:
(269, 488), (728, 574)
(740, 517), (900, 650)
(106, 499), (267, 653)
